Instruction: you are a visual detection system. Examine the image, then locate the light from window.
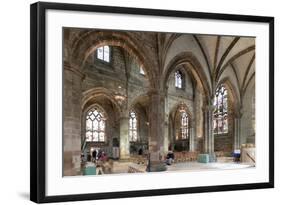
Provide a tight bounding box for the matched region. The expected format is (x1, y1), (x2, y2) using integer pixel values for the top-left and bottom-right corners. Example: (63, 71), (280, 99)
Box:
(181, 112), (189, 139)
(85, 107), (106, 142)
(97, 46), (110, 62)
(129, 111), (138, 142)
(175, 70), (183, 88)
(213, 85), (228, 134)
(140, 66), (145, 75)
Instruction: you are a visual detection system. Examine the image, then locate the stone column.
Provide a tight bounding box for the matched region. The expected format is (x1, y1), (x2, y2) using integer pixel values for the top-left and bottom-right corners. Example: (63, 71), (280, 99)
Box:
(147, 89), (166, 172)
(119, 115), (130, 159)
(189, 122), (195, 151)
(234, 112), (242, 150)
(202, 104), (215, 158)
(163, 95), (169, 153)
(63, 62), (84, 176)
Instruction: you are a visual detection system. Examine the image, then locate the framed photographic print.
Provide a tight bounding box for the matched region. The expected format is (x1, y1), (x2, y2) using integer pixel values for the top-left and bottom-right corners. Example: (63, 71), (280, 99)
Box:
(30, 1), (274, 203)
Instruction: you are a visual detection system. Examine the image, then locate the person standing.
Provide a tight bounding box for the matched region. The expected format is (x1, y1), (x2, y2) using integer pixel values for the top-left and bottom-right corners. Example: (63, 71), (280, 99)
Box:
(92, 149), (97, 162)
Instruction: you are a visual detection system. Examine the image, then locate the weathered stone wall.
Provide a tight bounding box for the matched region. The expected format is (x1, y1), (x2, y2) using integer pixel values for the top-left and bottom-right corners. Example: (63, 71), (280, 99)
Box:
(63, 28), (256, 174)
(241, 80), (255, 145)
(63, 64), (84, 176)
(81, 46), (151, 156)
(165, 67), (205, 152)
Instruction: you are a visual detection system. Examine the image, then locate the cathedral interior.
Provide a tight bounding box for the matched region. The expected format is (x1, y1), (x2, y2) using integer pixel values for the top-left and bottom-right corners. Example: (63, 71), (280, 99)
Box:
(63, 28), (256, 176)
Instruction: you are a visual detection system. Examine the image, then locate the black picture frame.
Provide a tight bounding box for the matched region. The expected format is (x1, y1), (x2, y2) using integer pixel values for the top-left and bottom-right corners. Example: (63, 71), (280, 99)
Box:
(30, 1), (274, 203)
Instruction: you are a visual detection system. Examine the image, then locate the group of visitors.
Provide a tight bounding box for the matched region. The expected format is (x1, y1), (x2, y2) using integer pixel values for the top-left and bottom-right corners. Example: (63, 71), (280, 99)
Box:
(91, 149), (108, 163)
(81, 149), (108, 163)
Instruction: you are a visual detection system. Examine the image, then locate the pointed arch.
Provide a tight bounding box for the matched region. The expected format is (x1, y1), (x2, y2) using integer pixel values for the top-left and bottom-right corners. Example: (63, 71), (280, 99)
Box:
(84, 104), (107, 142)
(69, 31), (157, 88)
(162, 52), (211, 102)
(217, 77), (241, 112)
(82, 87), (122, 115)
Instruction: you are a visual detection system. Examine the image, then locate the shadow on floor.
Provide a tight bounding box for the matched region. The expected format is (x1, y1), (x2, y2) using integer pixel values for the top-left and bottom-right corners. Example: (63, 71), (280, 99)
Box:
(18, 192), (29, 200)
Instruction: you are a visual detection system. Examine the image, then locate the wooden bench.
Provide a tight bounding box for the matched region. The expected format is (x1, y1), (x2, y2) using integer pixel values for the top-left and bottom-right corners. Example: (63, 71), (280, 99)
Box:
(174, 151), (198, 163)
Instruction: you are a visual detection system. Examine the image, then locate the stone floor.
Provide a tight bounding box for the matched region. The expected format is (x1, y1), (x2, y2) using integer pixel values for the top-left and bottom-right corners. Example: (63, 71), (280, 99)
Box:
(166, 161), (254, 172)
(107, 159), (254, 174)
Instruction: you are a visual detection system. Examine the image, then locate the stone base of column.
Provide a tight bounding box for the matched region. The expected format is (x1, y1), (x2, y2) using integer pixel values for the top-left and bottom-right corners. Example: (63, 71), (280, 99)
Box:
(119, 155), (130, 161)
(146, 161), (167, 172)
(208, 152), (217, 162)
(63, 151), (82, 176)
(146, 152), (167, 172)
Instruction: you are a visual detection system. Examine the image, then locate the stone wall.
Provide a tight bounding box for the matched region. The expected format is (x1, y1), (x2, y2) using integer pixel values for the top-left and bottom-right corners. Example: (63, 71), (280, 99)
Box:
(63, 28), (256, 175)
(241, 80), (255, 144)
(82, 46), (151, 156)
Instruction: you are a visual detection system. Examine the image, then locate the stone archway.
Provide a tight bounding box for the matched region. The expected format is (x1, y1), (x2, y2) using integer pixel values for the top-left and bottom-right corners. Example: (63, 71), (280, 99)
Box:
(215, 78), (242, 152)
(81, 87), (122, 160)
(161, 52), (211, 100)
(127, 94), (150, 155)
(168, 102), (195, 152)
(161, 52), (213, 155)
(68, 30), (158, 89)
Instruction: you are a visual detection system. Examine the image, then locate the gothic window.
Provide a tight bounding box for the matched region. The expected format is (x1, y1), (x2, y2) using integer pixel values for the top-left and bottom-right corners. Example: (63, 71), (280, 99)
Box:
(175, 108), (189, 141)
(97, 45), (110, 62)
(129, 111), (138, 142)
(175, 70), (183, 88)
(213, 85), (228, 134)
(180, 112), (189, 139)
(85, 107), (106, 142)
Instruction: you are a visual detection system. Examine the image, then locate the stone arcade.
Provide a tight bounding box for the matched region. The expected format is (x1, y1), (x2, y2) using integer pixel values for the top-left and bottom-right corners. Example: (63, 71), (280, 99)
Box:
(63, 28), (256, 176)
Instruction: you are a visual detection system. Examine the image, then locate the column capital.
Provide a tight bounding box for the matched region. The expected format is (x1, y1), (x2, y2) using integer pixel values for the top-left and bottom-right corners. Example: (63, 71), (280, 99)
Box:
(234, 108), (243, 118)
(147, 88), (165, 97)
(119, 110), (130, 119)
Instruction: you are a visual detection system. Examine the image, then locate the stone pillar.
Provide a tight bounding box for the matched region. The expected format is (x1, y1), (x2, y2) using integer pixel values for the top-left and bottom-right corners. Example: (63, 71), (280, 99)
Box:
(119, 115), (130, 159)
(189, 122), (195, 151)
(163, 95), (169, 153)
(147, 90), (166, 172)
(63, 63), (84, 176)
(234, 112), (242, 150)
(202, 104), (215, 155)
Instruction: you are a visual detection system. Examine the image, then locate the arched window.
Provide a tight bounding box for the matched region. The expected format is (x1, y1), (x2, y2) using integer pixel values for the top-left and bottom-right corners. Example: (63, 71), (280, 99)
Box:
(175, 70), (183, 88)
(139, 66), (145, 75)
(97, 45), (110, 62)
(213, 85), (228, 134)
(175, 107), (189, 141)
(85, 107), (106, 142)
(180, 111), (189, 139)
(129, 111), (138, 142)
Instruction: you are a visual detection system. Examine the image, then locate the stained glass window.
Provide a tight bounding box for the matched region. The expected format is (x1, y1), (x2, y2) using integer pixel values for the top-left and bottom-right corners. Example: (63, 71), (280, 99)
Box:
(181, 112), (189, 139)
(175, 70), (183, 88)
(85, 107), (106, 142)
(97, 45), (110, 62)
(213, 85), (228, 134)
(129, 111), (138, 142)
